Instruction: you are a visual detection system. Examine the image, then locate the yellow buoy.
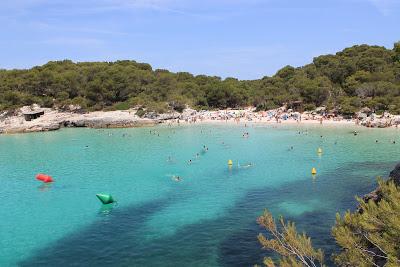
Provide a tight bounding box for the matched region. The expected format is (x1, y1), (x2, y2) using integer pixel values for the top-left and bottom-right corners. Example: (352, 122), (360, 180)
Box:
(311, 167), (317, 175)
(228, 159), (233, 166)
(317, 148), (323, 154)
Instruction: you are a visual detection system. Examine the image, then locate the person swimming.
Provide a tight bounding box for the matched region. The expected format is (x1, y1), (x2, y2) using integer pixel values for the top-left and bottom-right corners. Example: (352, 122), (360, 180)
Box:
(238, 162), (253, 168)
(172, 175), (181, 182)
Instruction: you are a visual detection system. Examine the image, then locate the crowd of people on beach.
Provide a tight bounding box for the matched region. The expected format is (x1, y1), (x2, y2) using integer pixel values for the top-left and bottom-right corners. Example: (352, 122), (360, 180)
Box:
(161, 106), (400, 128)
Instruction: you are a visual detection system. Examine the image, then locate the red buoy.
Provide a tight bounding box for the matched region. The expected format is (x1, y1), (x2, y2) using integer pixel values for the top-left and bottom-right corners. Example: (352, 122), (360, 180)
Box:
(36, 174), (54, 183)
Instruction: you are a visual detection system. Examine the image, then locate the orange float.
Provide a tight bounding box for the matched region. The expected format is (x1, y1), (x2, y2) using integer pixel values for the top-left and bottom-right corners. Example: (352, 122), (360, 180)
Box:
(36, 173), (54, 183)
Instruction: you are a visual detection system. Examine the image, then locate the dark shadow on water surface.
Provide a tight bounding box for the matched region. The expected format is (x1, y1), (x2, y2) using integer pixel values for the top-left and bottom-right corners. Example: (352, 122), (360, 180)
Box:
(18, 197), (176, 267)
(218, 161), (396, 267)
(20, 161), (397, 267)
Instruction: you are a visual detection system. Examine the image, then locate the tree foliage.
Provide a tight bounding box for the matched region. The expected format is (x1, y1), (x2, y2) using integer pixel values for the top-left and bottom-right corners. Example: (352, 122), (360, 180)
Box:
(257, 179), (400, 267)
(332, 179), (400, 267)
(257, 210), (325, 267)
(0, 43), (399, 114)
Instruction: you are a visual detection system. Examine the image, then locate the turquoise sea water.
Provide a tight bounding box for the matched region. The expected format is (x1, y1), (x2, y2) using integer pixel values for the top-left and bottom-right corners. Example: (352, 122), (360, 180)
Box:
(0, 123), (399, 267)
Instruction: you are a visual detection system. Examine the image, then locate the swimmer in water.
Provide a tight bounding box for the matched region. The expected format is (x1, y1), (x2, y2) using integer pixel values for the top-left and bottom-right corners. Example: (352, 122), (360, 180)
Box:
(238, 162), (253, 168)
(242, 163), (253, 168)
(188, 159), (192, 165)
(172, 175), (181, 182)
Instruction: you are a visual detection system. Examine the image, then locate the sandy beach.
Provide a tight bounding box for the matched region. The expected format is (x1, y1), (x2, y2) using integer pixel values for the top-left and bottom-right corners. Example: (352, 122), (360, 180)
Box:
(1, 105), (399, 135)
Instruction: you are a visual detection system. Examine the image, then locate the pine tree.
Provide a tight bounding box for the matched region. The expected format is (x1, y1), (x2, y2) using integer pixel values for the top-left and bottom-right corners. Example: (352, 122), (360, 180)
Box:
(257, 179), (400, 267)
(257, 210), (325, 267)
(332, 179), (400, 267)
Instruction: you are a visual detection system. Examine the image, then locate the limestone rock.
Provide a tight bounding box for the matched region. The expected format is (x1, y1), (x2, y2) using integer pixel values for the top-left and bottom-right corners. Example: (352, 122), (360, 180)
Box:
(389, 162), (400, 186)
(361, 163), (400, 206)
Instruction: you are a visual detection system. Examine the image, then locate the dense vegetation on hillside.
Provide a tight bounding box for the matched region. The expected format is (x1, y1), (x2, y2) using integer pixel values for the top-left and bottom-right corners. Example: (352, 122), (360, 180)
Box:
(1, 42), (399, 114)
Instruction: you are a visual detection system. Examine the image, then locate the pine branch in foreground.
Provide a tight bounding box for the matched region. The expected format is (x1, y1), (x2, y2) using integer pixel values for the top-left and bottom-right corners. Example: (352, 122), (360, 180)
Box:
(257, 210), (325, 267)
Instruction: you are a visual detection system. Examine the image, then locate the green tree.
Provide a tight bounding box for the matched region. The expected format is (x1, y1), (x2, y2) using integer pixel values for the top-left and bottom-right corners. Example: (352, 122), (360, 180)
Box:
(333, 179), (400, 267)
(257, 179), (400, 267)
(393, 42), (400, 62)
(0, 42), (399, 115)
(257, 210), (325, 267)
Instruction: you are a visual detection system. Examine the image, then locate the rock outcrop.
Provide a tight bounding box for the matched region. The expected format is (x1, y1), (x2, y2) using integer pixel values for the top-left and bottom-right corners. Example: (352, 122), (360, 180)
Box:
(64, 117), (159, 128)
(360, 112), (400, 128)
(0, 106), (162, 134)
(389, 162), (400, 186)
(362, 162), (400, 204)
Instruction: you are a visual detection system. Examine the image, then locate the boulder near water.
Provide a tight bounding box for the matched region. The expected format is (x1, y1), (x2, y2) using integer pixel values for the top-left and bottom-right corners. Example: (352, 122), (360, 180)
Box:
(389, 162), (400, 186)
(361, 162), (400, 205)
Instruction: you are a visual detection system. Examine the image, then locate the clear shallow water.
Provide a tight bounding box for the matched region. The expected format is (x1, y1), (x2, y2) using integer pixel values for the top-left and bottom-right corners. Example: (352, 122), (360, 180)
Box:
(0, 124), (399, 267)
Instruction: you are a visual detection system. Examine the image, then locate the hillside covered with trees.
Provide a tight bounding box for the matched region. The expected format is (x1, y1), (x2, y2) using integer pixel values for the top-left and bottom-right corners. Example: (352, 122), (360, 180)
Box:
(1, 42), (399, 114)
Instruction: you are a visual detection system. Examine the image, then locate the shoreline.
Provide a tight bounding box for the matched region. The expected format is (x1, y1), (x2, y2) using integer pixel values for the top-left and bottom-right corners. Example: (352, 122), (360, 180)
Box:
(0, 107), (399, 135)
(0, 109), (162, 134)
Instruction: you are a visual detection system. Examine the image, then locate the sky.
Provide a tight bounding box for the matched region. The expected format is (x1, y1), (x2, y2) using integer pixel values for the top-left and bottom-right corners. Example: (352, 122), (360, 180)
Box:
(0, 0), (399, 80)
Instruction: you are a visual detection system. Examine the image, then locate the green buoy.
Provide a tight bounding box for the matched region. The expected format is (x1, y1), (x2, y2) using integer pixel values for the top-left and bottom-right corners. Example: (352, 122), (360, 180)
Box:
(96, 193), (114, 204)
